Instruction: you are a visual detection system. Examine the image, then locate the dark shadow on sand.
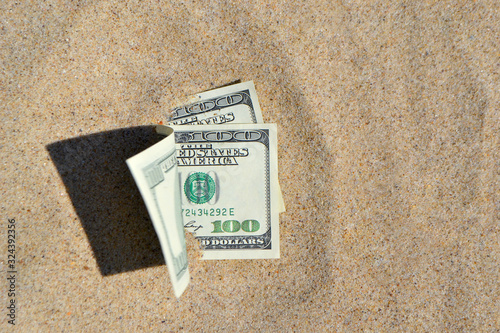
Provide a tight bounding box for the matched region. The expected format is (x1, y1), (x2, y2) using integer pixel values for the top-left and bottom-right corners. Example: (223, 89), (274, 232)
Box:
(46, 126), (166, 276)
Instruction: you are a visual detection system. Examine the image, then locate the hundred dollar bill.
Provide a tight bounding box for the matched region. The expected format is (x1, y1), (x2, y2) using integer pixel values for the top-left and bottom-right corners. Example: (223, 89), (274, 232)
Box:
(168, 81), (263, 125)
(126, 128), (189, 297)
(168, 81), (285, 213)
(157, 124), (280, 259)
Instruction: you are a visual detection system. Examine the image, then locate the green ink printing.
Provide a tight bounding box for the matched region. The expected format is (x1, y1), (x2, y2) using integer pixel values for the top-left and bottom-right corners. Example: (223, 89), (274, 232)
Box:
(184, 172), (216, 204)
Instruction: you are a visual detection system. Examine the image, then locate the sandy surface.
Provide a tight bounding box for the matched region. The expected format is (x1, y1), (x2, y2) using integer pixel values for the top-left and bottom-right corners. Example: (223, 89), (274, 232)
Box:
(1, 1), (499, 331)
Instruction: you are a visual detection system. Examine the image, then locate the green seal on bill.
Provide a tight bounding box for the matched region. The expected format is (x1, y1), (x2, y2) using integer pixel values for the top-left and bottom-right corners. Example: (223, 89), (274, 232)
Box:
(184, 172), (216, 204)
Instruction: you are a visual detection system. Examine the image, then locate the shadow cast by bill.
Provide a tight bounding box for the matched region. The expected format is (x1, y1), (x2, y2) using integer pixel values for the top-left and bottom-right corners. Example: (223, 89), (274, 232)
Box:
(46, 126), (167, 276)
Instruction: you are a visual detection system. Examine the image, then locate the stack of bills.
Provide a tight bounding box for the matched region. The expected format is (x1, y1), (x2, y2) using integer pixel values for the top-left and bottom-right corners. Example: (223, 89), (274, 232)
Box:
(127, 82), (284, 297)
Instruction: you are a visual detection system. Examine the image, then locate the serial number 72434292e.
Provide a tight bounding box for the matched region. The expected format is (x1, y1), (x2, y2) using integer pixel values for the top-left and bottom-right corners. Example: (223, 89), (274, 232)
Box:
(181, 207), (235, 217)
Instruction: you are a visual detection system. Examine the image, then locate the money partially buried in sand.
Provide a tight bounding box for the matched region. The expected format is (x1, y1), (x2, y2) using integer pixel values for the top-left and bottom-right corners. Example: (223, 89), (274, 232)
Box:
(127, 82), (283, 297)
(127, 124), (280, 297)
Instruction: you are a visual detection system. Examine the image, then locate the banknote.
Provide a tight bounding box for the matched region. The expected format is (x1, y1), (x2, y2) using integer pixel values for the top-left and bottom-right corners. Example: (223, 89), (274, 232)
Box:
(157, 124), (280, 259)
(167, 81), (285, 213)
(126, 129), (190, 297)
(168, 81), (264, 126)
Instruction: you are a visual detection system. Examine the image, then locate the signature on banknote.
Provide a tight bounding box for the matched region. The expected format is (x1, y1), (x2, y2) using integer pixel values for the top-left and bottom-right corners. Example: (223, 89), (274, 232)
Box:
(184, 220), (203, 232)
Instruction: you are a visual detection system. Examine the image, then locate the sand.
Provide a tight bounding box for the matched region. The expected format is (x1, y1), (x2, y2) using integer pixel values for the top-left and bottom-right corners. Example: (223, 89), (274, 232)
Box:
(1, 1), (499, 331)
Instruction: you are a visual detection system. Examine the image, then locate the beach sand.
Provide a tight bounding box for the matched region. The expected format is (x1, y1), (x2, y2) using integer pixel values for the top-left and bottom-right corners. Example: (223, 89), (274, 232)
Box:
(1, 1), (499, 331)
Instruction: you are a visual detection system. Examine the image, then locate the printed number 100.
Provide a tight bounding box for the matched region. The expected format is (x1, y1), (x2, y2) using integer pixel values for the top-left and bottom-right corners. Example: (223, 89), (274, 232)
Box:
(211, 220), (260, 233)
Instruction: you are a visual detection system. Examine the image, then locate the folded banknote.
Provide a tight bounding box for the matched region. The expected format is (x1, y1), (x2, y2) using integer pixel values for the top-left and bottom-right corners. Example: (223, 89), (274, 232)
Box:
(127, 81), (284, 297)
